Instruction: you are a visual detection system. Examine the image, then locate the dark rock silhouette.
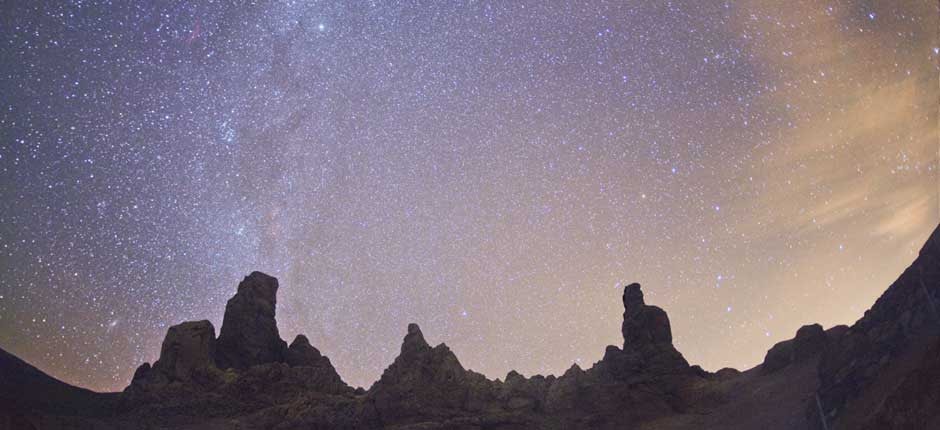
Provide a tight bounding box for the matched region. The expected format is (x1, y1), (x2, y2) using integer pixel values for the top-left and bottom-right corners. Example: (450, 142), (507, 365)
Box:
(151, 320), (218, 383)
(622, 282), (673, 346)
(810, 225), (940, 429)
(366, 323), (508, 426)
(761, 323), (829, 374)
(2, 224), (939, 429)
(216, 271), (289, 370)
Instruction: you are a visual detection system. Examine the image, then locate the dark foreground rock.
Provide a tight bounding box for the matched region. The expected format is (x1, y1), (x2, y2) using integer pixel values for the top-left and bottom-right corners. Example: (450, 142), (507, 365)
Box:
(2, 224), (939, 429)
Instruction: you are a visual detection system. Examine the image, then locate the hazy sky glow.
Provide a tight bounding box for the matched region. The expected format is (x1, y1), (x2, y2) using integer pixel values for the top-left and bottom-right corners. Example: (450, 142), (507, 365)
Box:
(0, 1), (937, 392)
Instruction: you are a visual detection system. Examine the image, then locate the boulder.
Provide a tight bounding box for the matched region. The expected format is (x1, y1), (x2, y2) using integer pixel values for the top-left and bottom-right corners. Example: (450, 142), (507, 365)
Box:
(151, 320), (217, 383)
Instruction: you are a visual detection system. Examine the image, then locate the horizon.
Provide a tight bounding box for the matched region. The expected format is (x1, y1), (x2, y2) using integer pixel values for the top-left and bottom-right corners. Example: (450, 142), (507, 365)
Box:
(7, 234), (938, 395)
(0, 1), (937, 392)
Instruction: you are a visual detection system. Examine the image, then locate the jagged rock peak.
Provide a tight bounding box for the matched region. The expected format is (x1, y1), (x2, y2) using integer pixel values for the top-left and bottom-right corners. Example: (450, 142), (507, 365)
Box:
(237, 271), (280, 308)
(286, 334), (325, 367)
(621, 283), (673, 349)
(215, 271), (288, 369)
(623, 282), (645, 308)
(401, 323), (430, 355)
(290, 334), (319, 353)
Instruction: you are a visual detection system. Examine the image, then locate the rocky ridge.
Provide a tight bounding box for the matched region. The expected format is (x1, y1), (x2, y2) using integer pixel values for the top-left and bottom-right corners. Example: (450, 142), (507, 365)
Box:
(2, 225), (939, 429)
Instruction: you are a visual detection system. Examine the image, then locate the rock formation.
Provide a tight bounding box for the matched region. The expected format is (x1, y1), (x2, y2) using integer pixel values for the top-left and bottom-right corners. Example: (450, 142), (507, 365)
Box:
(810, 225), (940, 429)
(761, 323), (830, 374)
(216, 271), (289, 370)
(151, 320), (218, 383)
(119, 271), (357, 429)
(2, 224), (939, 429)
(366, 323), (505, 426)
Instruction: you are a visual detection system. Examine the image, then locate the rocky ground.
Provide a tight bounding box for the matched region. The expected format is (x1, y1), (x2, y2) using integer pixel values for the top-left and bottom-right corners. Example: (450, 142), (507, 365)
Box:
(2, 225), (939, 430)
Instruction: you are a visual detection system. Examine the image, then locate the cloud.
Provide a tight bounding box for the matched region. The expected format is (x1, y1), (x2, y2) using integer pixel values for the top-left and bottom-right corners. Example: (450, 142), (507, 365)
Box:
(731, 1), (938, 240)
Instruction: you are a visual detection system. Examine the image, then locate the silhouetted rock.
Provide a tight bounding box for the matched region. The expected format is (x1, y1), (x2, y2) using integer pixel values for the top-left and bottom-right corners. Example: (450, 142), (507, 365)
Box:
(124, 320), (225, 404)
(366, 323), (506, 426)
(284, 335), (350, 394)
(285, 335), (322, 367)
(762, 323), (828, 374)
(4, 226), (940, 429)
(215, 271), (288, 370)
(604, 283), (690, 379)
(152, 320), (218, 383)
(811, 224), (940, 429)
(622, 283), (673, 347)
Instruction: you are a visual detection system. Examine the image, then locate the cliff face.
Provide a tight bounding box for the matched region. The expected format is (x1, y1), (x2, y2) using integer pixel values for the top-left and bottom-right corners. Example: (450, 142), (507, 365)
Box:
(811, 226), (940, 429)
(2, 225), (939, 430)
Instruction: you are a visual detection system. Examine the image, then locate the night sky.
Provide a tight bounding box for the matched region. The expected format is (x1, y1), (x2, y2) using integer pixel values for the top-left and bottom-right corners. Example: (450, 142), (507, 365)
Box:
(0, 1), (937, 392)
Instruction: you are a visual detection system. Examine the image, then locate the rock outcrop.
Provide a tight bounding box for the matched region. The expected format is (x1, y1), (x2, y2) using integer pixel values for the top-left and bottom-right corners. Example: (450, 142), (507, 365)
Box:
(536, 283), (697, 428)
(761, 323), (830, 374)
(151, 320), (218, 383)
(216, 271), (289, 370)
(366, 323), (509, 426)
(119, 271), (356, 428)
(810, 225), (940, 429)
(3, 224), (940, 430)
(608, 282), (690, 377)
(622, 282), (673, 346)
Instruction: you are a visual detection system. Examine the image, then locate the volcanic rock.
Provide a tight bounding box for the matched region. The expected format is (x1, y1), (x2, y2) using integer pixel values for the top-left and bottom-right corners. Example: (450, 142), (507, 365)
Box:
(215, 271), (288, 369)
(4, 225), (940, 429)
(284, 335), (350, 395)
(285, 335), (324, 367)
(761, 323), (828, 374)
(622, 283), (673, 347)
(366, 323), (503, 426)
(812, 224), (940, 429)
(605, 283), (690, 378)
(151, 320), (218, 383)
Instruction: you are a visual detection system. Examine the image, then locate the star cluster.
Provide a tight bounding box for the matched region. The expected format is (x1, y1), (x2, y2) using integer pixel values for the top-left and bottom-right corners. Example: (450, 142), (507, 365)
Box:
(0, 1), (937, 391)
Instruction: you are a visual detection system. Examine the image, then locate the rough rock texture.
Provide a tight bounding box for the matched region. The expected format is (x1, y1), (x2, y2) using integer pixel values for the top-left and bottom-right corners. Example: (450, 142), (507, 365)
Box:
(113, 272), (357, 428)
(286, 335), (324, 367)
(366, 323), (511, 427)
(152, 320), (218, 383)
(284, 335), (352, 395)
(216, 271), (289, 370)
(3, 224), (940, 430)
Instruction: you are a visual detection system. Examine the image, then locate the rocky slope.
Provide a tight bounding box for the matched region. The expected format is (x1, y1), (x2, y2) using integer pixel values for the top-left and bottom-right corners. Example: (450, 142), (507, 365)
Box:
(1, 225), (938, 429)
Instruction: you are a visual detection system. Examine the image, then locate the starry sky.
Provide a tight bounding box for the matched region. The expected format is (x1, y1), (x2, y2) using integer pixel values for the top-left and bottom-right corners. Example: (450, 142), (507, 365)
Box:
(0, 1), (937, 392)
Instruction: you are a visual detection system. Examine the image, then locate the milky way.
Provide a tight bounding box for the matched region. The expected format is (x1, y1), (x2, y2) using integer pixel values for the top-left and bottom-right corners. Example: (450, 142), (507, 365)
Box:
(0, 1), (937, 392)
